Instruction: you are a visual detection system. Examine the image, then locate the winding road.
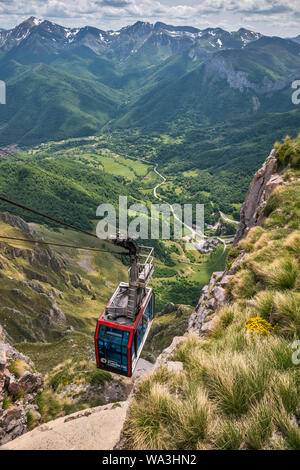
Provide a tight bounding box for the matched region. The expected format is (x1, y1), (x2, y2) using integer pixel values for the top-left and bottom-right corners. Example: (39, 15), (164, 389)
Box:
(125, 154), (230, 253)
(219, 211), (239, 225)
(153, 165), (206, 242)
(153, 165), (228, 252)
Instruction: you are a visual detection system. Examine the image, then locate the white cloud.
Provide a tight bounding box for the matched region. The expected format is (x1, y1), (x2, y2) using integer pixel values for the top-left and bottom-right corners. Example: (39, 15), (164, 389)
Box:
(0, 0), (298, 36)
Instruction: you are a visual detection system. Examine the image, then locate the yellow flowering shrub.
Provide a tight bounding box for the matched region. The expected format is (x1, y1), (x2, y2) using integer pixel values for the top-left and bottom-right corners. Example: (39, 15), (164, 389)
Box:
(245, 317), (276, 340)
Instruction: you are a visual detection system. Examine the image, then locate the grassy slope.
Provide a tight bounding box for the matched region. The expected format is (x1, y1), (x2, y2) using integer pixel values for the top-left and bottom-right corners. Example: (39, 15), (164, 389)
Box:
(0, 218), (128, 345)
(0, 63), (122, 146)
(123, 136), (300, 450)
(0, 139), (136, 230)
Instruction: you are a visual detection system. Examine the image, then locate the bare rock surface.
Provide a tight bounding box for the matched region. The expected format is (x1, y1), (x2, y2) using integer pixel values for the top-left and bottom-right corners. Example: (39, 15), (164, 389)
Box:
(234, 150), (283, 245)
(1, 401), (129, 450)
(0, 213), (35, 236)
(132, 358), (155, 377)
(0, 326), (43, 445)
(154, 336), (186, 368)
(188, 270), (228, 333)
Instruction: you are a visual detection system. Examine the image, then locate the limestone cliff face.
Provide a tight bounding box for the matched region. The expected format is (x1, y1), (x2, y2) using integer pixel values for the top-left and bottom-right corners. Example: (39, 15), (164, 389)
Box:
(234, 149), (284, 245)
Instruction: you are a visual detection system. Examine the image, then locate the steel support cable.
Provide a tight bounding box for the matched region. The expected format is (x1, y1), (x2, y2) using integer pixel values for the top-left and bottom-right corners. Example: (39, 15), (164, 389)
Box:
(0, 235), (128, 256)
(0, 195), (101, 240)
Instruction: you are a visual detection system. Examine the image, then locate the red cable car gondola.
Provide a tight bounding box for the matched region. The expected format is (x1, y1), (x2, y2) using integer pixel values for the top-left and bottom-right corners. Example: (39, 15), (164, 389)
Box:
(95, 239), (154, 377)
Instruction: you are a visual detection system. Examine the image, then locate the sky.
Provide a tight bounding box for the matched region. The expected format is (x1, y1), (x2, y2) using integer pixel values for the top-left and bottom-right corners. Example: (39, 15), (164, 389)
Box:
(0, 0), (299, 37)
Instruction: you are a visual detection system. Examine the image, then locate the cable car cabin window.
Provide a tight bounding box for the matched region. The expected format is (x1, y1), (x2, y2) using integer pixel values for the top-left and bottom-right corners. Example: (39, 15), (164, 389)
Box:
(147, 296), (153, 321)
(142, 315), (147, 335)
(98, 327), (129, 373)
(136, 320), (143, 351)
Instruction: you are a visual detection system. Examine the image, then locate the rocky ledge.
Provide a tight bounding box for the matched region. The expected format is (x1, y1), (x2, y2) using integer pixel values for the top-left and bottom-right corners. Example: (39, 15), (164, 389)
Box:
(0, 326), (43, 446)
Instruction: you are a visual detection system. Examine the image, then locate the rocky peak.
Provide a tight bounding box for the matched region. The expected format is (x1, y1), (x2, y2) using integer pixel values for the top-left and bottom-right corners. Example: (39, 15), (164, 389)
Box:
(0, 17), (265, 58)
(21, 17), (43, 28)
(291, 35), (300, 44)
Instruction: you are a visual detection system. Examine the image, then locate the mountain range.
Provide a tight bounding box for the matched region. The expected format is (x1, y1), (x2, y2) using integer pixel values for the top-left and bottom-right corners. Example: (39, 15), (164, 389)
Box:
(0, 17), (263, 59)
(0, 17), (299, 147)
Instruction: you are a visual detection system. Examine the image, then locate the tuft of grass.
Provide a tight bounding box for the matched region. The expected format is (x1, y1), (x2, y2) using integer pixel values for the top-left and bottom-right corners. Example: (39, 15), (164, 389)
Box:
(253, 257), (298, 290)
(228, 269), (257, 300)
(26, 410), (40, 430)
(250, 290), (275, 319)
(274, 406), (300, 450)
(243, 399), (274, 450)
(273, 373), (299, 415)
(201, 353), (270, 417)
(275, 137), (300, 170)
(284, 231), (300, 254)
(272, 291), (300, 337)
(36, 390), (65, 422)
(2, 396), (13, 410)
(8, 359), (30, 378)
(263, 336), (296, 371)
(125, 383), (179, 450)
(173, 388), (213, 448)
(214, 421), (243, 450)
(88, 370), (112, 386)
(217, 305), (236, 328)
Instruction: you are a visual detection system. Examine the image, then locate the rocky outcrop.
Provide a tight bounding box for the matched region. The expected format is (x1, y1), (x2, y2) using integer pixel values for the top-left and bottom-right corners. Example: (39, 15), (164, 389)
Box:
(157, 302), (176, 317)
(68, 273), (95, 297)
(0, 326), (43, 446)
(234, 150), (284, 245)
(40, 297), (66, 328)
(154, 336), (186, 369)
(188, 271), (229, 333)
(0, 242), (66, 277)
(0, 213), (35, 236)
(205, 57), (300, 95)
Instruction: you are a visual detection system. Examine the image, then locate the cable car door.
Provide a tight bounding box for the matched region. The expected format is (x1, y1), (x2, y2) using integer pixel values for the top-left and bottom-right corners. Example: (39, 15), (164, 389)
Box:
(98, 326), (129, 374)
